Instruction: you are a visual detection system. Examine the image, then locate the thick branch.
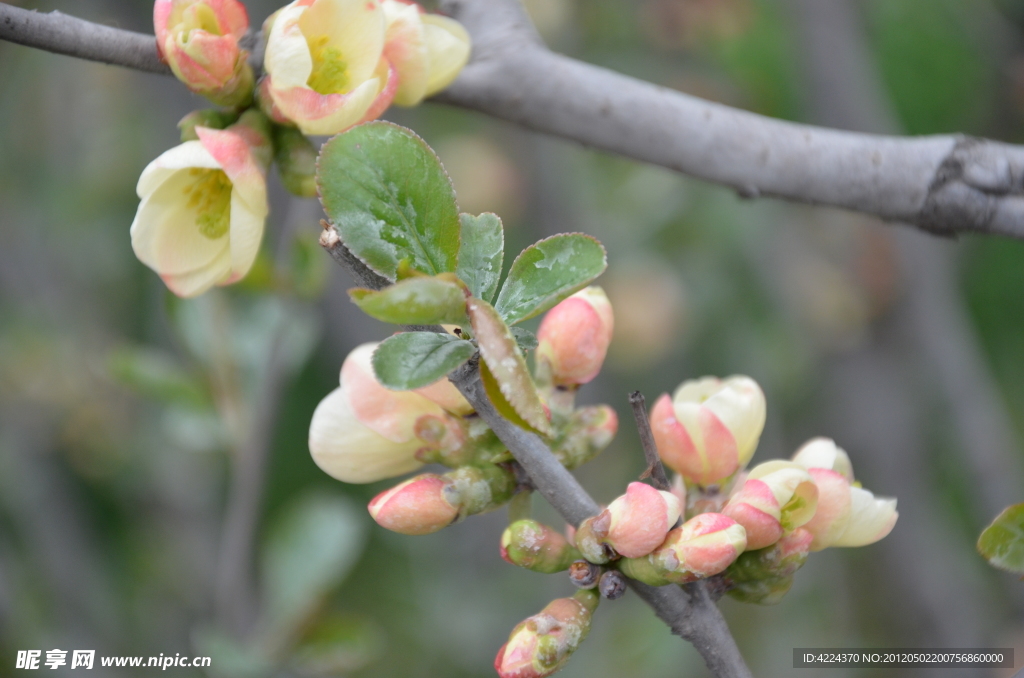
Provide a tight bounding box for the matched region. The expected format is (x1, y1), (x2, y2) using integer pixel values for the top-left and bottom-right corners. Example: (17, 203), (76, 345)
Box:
(319, 227), (751, 678)
(4, 1), (1024, 238)
(0, 4), (169, 74)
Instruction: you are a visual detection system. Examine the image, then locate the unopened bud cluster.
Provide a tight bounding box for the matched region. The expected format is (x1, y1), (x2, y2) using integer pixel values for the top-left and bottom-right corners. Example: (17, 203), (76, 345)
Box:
(132, 0), (470, 297)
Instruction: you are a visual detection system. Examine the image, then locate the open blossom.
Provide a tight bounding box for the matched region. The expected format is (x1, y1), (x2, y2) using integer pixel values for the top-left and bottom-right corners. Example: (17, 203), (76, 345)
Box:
(494, 590), (599, 678)
(791, 438), (898, 550)
(130, 111), (269, 297)
(262, 0), (469, 135)
(308, 343), (445, 483)
(650, 375), (766, 487)
(155, 0), (254, 106)
(722, 460), (818, 550)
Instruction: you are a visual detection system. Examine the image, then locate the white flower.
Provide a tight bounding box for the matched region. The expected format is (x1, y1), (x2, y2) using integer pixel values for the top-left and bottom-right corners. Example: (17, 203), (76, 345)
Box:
(131, 123), (268, 297)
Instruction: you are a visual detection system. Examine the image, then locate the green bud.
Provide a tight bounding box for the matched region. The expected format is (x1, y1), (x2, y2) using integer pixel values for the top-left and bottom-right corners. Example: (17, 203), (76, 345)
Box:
(445, 464), (516, 517)
(551, 405), (618, 470)
(725, 528), (813, 605)
(273, 125), (318, 198)
(178, 108), (241, 142)
(501, 520), (581, 574)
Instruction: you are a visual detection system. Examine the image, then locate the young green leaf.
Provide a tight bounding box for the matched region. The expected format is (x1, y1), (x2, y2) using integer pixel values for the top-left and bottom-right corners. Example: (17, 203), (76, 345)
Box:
(349, 275), (468, 325)
(468, 298), (552, 436)
(494, 233), (607, 325)
(978, 503), (1024, 574)
(456, 212), (504, 302)
(480, 360), (544, 435)
(372, 332), (476, 390)
(317, 122), (461, 280)
(510, 326), (538, 351)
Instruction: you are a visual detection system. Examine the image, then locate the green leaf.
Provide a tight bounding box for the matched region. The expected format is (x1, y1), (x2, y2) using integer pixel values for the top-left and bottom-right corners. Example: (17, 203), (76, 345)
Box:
(494, 233), (607, 325)
(510, 326), (538, 351)
(261, 493), (368, 635)
(349, 274), (468, 325)
(317, 122), (461, 280)
(480, 361), (542, 435)
(978, 503), (1024, 574)
(468, 298), (551, 435)
(108, 346), (208, 409)
(456, 213), (504, 303)
(372, 332), (476, 390)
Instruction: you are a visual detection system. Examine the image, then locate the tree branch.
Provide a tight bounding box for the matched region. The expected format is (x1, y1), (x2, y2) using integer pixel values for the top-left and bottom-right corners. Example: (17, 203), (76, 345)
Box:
(629, 390), (671, 492)
(4, 0), (1024, 239)
(319, 227), (752, 678)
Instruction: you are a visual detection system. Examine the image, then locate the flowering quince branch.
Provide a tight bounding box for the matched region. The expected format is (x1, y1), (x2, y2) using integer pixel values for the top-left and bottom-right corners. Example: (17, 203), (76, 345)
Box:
(6, 1), (1024, 237)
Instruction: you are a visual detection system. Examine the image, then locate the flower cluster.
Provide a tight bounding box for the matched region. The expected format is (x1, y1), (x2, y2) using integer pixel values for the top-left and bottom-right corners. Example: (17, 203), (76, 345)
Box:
(494, 376), (897, 677)
(132, 0), (470, 297)
(309, 289), (619, 536)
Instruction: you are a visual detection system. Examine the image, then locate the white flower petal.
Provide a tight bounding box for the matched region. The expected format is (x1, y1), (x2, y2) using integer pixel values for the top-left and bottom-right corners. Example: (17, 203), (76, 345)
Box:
(300, 0), (385, 84)
(137, 140), (219, 198)
(131, 169), (231, 277)
(422, 13), (470, 96)
(265, 4), (315, 89)
(308, 386), (425, 483)
(226, 187), (266, 282)
(833, 487), (897, 547)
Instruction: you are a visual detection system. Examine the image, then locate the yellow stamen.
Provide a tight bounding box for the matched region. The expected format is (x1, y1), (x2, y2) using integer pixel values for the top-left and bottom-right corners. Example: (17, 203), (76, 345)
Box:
(306, 35), (350, 95)
(184, 168), (232, 239)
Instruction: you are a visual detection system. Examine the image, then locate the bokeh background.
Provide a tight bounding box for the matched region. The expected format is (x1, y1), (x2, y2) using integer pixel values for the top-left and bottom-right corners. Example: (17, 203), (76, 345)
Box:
(2, 0), (1024, 676)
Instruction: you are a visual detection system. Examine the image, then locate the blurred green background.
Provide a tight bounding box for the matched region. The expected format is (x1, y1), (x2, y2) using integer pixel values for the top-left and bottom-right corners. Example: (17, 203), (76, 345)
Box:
(2, 0), (1024, 676)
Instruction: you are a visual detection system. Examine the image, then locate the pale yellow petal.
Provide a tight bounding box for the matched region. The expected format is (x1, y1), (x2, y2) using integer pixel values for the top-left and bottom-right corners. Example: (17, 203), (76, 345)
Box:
(422, 14), (470, 96)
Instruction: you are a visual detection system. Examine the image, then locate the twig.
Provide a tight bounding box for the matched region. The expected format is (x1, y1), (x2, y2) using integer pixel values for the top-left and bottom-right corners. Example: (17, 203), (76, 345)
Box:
(319, 226), (752, 678)
(214, 318), (289, 638)
(629, 390), (671, 492)
(5, 1), (1024, 239)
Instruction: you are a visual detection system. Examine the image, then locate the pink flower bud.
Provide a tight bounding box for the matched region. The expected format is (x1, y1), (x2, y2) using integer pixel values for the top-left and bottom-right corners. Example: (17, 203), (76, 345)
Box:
(308, 343), (445, 483)
(536, 287), (614, 386)
(650, 376), (766, 487)
(501, 519), (580, 573)
(262, 0), (399, 135)
(131, 113), (270, 298)
(494, 590), (599, 678)
(368, 473), (459, 535)
(791, 439), (898, 550)
(650, 512), (747, 581)
(604, 482), (681, 558)
(154, 0), (254, 106)
(722, 461), (818, 550)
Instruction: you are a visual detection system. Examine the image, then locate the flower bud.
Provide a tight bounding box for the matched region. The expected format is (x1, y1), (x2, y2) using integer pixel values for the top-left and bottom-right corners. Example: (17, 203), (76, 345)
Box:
(494, 590), (599, 678)
(308, 343), (445, 483)
(572, 512), (613, 564)
(131, 111), (270, 297)
(551, 405), (618, 470)
(536, 287), (614, 386)
(650, 376), (766, 487)
(603, 482), (681, 558)
(178, 108), (240, 142)
(445, 464), (517, 516)
(722, 461), (818, 550)
(368, 473), (459, 535)
(414, 372), (474, 416)
(598, 570), (628, 600)
(382, 0), (471, 106)
(501, 520), (581, 573)
(262, 0), (398, 135)
(272, 125), (318, 198)
(154, 0), (254, 106)
(618, 512), (746, 585)
(568, 560), (601, 589)
(726, 528), (813, 605)
(791, 438), (897, 550)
